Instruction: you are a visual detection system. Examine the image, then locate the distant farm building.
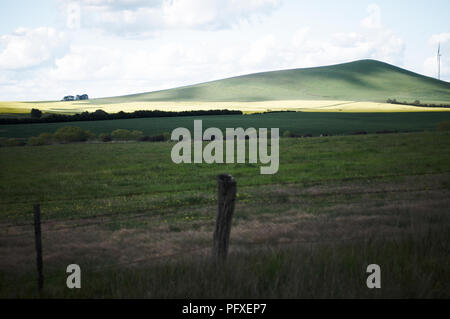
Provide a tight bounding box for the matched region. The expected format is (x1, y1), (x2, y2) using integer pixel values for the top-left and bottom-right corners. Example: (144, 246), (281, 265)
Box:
(62, 94), (89, 101)
(76, 94), (89, 100)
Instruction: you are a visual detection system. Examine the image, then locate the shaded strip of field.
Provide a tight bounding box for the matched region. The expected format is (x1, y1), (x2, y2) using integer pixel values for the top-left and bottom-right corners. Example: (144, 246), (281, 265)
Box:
(2, 111), (450, 138)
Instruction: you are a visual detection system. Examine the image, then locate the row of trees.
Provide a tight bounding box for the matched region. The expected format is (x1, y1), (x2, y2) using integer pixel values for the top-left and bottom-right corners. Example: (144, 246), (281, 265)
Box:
(0, 109), (243, 125)
(386, 99), (450, 108)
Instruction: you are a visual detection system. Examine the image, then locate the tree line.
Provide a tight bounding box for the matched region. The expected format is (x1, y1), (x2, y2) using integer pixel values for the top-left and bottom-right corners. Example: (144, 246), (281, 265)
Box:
(386, 99), (450, 108)
(0, 109), (243, 125)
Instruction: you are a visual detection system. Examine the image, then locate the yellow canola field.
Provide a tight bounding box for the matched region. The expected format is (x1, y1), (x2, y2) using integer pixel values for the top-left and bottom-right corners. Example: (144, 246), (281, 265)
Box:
(1, 100), (450, 114)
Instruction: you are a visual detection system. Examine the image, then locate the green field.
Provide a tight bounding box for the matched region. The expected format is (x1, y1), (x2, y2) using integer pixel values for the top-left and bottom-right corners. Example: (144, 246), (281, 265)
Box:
(1, 131), (449, 298)
(2, 111), (450, 139)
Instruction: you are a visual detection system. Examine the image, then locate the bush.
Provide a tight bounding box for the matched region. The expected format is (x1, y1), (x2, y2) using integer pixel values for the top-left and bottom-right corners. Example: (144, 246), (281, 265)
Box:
(28, 132), (54, 146)
(3, 138), (26, 147)
(39, 133), (54, 144)
(139, 132), (171, 142)
(162, 132), (170, 141)
(93, 109), (108, 120)
(28, 136), (44, 146)
(386, 98), (398, 104)
(138, 136), (151, 142)
(85, 130), (96, 140)
(437, 121), (450, 131)
(111, 129), (132, 141)
(283, 130), (292, 138)
(351, 131), (368, 135)
(110, 129), (144, 141)
(53, 126), (90, 143)
(148, 134), (165, 142)
(99, 133), (112, 142)
(130, 130), (144, 140)
(30, 108), (42, 119)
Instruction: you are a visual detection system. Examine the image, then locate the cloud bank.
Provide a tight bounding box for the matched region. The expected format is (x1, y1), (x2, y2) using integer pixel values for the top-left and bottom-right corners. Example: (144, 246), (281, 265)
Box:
(0, 2), (446, 101)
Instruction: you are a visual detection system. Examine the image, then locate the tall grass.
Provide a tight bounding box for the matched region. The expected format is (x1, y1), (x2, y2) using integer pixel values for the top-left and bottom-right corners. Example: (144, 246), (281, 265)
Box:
(2, 227), (448, 299)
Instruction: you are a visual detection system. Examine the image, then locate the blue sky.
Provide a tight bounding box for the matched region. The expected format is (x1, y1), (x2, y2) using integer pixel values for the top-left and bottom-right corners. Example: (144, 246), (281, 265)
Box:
(0, 0), (449, 101)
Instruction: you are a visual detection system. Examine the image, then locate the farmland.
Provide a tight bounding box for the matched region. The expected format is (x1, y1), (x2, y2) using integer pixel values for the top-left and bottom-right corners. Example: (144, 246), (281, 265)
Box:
(2, 111), (450, 139)
(1, 59), (450, 298)
(1, 60), (450, 115)
(1, 131), (449, 298)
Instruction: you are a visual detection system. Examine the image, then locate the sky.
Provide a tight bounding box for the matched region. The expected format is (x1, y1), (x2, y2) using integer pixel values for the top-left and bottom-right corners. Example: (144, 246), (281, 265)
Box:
(0, 0), (449, 101)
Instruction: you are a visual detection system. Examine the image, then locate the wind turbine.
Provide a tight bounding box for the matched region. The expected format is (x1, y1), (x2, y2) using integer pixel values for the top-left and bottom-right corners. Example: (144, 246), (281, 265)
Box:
(437, 42), (442, 80)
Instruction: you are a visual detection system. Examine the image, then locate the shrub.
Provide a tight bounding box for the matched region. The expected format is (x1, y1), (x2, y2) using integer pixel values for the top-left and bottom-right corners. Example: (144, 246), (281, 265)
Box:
(437, 121), (450, 131)
(30, 108), (42, 119)
(351, 131), (368, 135)
(99, 133), (112, 142)
(85, 130), (96, 140)
(93, 109), (108, 120)
(283, 130), (292, 138)
(28, 133), (54, 146)
(139, 132), (171, 142)
(130, 130), (144, 140)
(110, 129), (144, 141)
(39, 133), (54, 144)
(111, 129), (132, 141)
(138, 136), (151, 142)
(28, 136), (44, 146)
(4, 138), (26, 147)
(148, 134), (165, 142)
(53, 126), (90, 143)
(162, 132), (171, 141)
(376, 130), (397, 134)
(386, 98), (398, 104)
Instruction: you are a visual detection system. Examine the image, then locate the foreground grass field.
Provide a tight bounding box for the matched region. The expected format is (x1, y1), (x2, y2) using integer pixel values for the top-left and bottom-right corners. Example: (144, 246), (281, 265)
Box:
(2, 111), (450, 139)
(0, 131), (449, 298)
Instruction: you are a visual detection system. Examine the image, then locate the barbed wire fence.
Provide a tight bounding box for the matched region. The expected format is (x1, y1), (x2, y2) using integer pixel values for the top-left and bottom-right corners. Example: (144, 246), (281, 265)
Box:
(0, 172), (403, 293)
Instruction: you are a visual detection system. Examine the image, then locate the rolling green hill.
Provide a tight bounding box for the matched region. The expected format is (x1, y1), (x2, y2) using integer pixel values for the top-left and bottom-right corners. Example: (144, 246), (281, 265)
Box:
(89, 59), (450, 104)
(2, 59), (450, 114)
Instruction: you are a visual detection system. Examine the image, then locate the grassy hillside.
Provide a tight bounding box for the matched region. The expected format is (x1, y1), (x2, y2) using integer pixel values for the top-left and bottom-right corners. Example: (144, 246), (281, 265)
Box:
(1, 59), (450, 114)
(91, 59), (450, 104)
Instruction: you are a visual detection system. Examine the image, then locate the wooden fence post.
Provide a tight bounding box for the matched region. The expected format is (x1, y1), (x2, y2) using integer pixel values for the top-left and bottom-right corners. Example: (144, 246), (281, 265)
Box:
(33, 204), (43, 292)
(213, 174), (237, 261)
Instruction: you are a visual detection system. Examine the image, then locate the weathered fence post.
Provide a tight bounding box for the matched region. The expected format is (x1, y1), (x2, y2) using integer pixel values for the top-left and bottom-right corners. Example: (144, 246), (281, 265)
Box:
(213, 174), (237, 262)
(33, 204), (43, 292)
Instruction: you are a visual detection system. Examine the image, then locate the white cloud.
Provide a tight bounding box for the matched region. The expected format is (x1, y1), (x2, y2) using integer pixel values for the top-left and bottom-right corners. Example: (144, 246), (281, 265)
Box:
(291, 27), (310, 47)
(240, 34), (277, 68)
(162, 0), (218, 28)
(361, 3), (381, 29)
(58, 0), (281, 35)
(288, 25), (404, 68)
(0, 27), (66, 70)
(0, 1), (413, 100)
(66, 2), (81, 29)
(429, 33), (450, 45)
